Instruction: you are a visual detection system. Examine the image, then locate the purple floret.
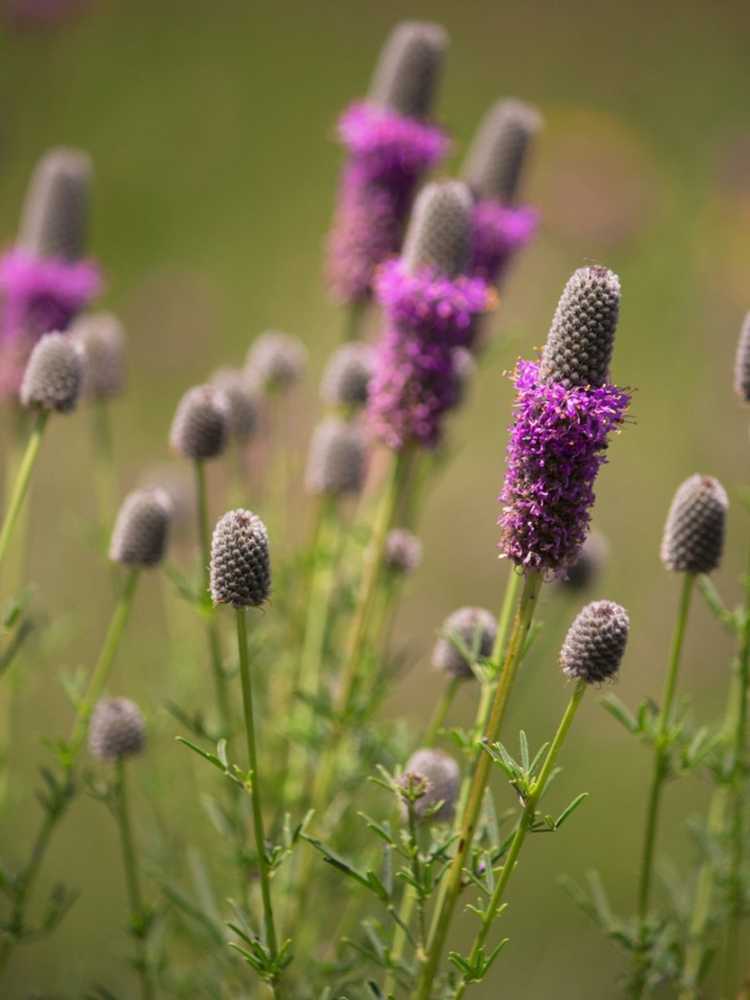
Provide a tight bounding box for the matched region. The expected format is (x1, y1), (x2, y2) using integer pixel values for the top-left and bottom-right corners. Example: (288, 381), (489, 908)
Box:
(469, 200), (538, 286)
(327, 102), (448, 303)
(0, 247), (101, 397)
(368, 260), (489, 449)
(498, 360), (629, 575)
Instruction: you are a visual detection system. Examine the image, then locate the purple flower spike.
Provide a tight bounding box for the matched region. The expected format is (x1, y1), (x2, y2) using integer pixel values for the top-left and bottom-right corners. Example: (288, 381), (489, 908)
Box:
(0, 249), (101, 398)
(498, 360), (629, 575)
(469, 201), (538, 285)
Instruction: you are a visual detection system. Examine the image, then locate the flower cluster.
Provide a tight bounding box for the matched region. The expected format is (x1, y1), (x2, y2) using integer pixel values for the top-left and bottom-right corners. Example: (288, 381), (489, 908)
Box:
(469, 200), (538, 285)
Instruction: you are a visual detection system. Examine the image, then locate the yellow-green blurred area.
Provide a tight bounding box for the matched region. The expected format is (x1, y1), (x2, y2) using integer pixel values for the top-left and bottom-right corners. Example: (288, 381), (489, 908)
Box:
(2, 0), (750, 996)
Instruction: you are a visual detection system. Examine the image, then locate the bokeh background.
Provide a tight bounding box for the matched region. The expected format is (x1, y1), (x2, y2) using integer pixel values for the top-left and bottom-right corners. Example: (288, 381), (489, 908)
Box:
(2, 0), (750, 996)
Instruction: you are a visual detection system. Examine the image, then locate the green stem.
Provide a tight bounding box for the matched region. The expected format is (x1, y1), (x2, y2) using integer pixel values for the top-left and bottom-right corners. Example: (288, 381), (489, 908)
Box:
(235, 608), (279, 964)
(69, 568), (140, 759)
(422, 677), (461, 748)
(414, 571), (542, 1000)
(635, 572), (695, 992)
(0, 410), (49, 574)
(114, 759), (155, 1000)
(91, 400), (117, 543)
(455, 679), (588, 998)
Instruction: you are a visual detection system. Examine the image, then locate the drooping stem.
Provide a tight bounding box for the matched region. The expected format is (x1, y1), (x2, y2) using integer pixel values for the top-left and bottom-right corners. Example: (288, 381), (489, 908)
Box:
(635, 572), (696, 992)
(0, 410), (49, 574)
(414, 570), (542, 1000)
(193, 459), (232, 738)
(114, 758), (155, 1000)
(91, 399), (117, 543)
(454, 678), (587, 999)
(69, 568), (140, 759)
(235, 607), (279, 965)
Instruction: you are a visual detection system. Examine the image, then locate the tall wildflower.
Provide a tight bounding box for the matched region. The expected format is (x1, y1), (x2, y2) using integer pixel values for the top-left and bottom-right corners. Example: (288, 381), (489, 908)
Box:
(463, 98), (541, 287)
(327, 22), (449, 304)
(0, 150), (101, 398)
(499, 266), (630, 576)
(367, 181), (490, 449)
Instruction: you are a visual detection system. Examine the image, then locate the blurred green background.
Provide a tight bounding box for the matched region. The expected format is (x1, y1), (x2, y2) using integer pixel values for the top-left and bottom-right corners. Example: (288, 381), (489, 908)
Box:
(2, 0), (750, 996)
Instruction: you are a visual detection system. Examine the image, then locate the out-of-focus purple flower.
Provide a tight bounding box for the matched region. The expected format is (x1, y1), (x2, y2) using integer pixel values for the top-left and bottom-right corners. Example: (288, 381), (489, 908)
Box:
(463, 99), (541, 287)
(327, 22), (449, 304)
(367, 182), (490, 450)
(0, 149), (101, 399)
(498, 267), (629, 576)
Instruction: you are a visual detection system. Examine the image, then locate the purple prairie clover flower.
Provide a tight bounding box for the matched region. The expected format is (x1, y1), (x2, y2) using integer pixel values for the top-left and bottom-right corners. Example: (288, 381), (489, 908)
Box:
(326, 22), (449, 304)
(469, 201), (538, 285)
(367, 182), (490, 450)
(498, 267), (630, 575)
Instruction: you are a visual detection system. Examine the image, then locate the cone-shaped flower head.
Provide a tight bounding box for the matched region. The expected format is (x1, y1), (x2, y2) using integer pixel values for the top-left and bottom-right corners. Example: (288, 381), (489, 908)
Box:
(539, 267), (620, 389)
(18, 148), (92, 261)
(169, 385), (229, 461)
(368, 21), (447, 119)
(211, 367), (259, 441)
(109, 488), (172, 567)
(432, 606), (497, 680)
(385, 527), (422, 574)
(399, 748), (460, 823)
(304, 417), (367, 497)
(733, 312), (750, 403)
(71, 312), (126, 400)
(368, 182), (489, 449)
(463, 99), (542, 205)
(139, 464), (193, 539)
(321, 342), (375, 409)
(327, 24), (449, 304)
(559, 531), (608, 591)
(245, 331), (307, 393)
(499, 267), (629, 575)
(660, 475), (728, 575)
(210, 509), (270, 608)
(463, 100), (541, 286)
(0, 150), (101, 400)
(88, 697), (146, 761)
(560, 600), (629, 684)
(20, 331), (84, 412)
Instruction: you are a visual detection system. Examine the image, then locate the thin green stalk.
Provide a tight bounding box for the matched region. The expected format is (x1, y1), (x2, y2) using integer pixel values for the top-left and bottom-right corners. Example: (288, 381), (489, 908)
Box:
(414, 571), (542, 1000)
(114, 758), (155, 1000)
(0, 410), (49, 573)
(455, 678), (588, 999)
(69, 568), (140, 759)
(193, 460), (233, 738)
(235, 608), (279, 966)
(635, 572), (696, 992)
(422, 677), (461, 748)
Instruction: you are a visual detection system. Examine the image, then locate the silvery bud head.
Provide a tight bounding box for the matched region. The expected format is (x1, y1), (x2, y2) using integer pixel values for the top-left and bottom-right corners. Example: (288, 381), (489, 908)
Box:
(109, 488), (172, 568)
(20, 331), (84, 413)
(400, 748), (460, 823)
(169, 385), (229, 461)
(384, 528), (422, 575)
(320, 342), (375, 409)
(18, 148), (92, 261)
(560, 600), (629, 684)
(432, 606), (497, 680)
(401, 181), (473, 278)
(368, 21), (448, 120)
(210, 509), (271, 608)
(71, 312), (126, 400)
(304, 417), (367, 497)
(559, 531), (608, 591)
(539, 266), (620, 388)
(463, 98), (542, 204)
(661, 475), (728, 575)
(211, 367), (259, 441)
(733, 312), (750, 404)
(88, 697), (145, 761)
(245, 331), (307, 393)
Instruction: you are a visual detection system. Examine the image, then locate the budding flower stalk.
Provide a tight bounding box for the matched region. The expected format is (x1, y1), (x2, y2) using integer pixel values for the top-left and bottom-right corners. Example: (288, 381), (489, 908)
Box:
(304, 417), (367, 497)
(210, 509), (271, 608)
(661, 475), (728, 575)
(560, 600), (629, 684)
(734, 312), (750, 404)
(320, 342), (375, 409)
(71, 312), (126, 401)
(0, 149), (101, 399)
(400, 749), (460, 824)
(109, 489), (172, 568)
(327, 22), (449, 304)
(169, 385), (229, 461)
(245, 331), (307, 394)
(463, 99), (541, 286)
(432, 606), (497, 680)
(368, 182), (489, 450)
(211, 367), (259, 442)
(88, 698), (146, 761)
(384, 527), (422, 575)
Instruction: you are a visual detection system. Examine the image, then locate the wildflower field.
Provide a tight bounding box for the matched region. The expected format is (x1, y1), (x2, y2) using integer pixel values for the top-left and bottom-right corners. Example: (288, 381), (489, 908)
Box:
(1, 2), (750, 998)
